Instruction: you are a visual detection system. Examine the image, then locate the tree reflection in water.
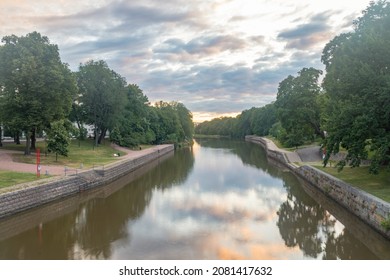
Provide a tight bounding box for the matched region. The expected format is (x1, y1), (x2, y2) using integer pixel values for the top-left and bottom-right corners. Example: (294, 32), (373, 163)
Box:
(0, 147), (194, 260)
(276, 178), (378, 260)
(0, 140), (386, 259)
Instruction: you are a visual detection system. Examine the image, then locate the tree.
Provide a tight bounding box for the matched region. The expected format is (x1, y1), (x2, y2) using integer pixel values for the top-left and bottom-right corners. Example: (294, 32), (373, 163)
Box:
(171, 101), (194, 141)
(111, 84), (155, 147)
(0, 32), (77, 154)
(46, 120), (71, 161)
(321, 0), (390, 173)
(274, 67), (325, 147)
(152, 101), (184, 144)
(251, 103), (277, 136)
(77, 60), (126, 146)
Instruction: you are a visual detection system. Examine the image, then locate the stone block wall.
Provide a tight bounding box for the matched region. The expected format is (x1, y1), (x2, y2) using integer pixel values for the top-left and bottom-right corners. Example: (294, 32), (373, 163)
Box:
(245, 135), (289, 165)
(295, 165), (390, 238)
(0, 145), (174, 219)
(245, 135), (390, 239)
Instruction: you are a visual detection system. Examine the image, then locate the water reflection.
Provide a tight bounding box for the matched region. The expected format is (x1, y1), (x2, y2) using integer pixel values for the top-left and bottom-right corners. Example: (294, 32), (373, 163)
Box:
(0, 139), (389, 259)
(0, 149), (194, 259)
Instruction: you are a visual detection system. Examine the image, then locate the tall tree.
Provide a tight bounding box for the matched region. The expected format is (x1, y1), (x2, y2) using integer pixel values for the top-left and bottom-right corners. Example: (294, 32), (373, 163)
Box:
(171, 101), (194, 141)
(0, 32), (77, 154)
(275, 67), (324, 147)
(322, 0), (390, 173)
(111, 84), (155, 147)
(77, 60), (126, 146)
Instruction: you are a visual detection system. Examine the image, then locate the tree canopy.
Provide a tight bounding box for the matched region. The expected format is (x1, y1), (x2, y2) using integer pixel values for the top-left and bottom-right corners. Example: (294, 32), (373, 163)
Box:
(275, 67), (324, 147)
(321, 0), (390, 173)
(0, 32), (77, 154)
(77, 60), (127, 146)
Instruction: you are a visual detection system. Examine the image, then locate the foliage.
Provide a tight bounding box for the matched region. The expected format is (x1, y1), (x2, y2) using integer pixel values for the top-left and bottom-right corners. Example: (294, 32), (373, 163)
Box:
(381, 216), (390, 231)
(111, 84), (154, 147)
(195, 103), (277, 138)
(195, 116), (237, 137)
(77, 60), (127, 146)
(274, 67), (324, 148)
(321, 0), (390, 173)
(111, 95), (194, 147)
(151, 101), (193, 144)
(0, 32), (77, 154)
(46, 120), (71, 161)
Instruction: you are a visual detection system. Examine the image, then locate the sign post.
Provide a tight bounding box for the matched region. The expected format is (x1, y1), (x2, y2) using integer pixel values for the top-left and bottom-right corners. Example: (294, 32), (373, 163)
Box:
(36, 148), (41, 178)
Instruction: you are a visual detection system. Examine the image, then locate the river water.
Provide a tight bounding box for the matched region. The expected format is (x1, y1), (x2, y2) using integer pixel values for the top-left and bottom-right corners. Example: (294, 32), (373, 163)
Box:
(0, 139), (389, 260)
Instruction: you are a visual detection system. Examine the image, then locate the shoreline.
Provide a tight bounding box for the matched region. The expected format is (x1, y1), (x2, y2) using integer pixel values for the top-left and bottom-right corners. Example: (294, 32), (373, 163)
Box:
(0, 144), (174, 220)
(245, 135), (390, 240)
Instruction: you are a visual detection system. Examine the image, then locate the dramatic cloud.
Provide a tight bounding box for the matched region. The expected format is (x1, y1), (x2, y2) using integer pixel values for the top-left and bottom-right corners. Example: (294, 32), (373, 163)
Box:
(277, 11), (334, 50)
(0, 0), (371, 121)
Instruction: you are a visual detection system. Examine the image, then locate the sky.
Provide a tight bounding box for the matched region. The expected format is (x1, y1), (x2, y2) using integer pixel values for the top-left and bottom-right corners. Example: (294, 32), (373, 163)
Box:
(0, 0), (372, 122)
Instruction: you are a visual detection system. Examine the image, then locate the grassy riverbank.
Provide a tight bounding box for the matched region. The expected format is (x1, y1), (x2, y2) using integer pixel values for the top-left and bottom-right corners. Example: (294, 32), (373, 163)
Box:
(314, 165), (390, 203)
(2, 139), (126, 169)
(0, 171), (44, 188)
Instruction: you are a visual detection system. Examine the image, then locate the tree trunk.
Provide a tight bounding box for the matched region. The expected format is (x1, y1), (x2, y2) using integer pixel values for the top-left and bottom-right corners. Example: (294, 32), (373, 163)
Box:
(30, 128), (36, 150)
(15, 132), (21, 144)
(0, 125), (2, 147)
(25, 131), (31, 155)
(94, 125), (98, 148)
(98, 128), (107, 144)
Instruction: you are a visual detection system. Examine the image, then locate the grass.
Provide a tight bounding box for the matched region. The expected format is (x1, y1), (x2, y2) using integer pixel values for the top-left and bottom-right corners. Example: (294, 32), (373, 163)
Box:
(314, 165), (390, 203)
(0, 170), (45, 189)
(193, 134), (230, 139)
(2, 139), (127, 169)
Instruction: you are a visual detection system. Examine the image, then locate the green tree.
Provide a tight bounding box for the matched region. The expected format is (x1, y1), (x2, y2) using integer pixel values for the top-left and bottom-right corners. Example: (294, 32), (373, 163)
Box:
(251, 103), (277, 136)
(148, 101), (194, 145)
(171, 101), (194, 141)
(275, 67), (325, 147)
(111, 84), (154, 147)
(77, 60), (126, 146)
(195, 116), (237, 137)
(321, 0), (390, 173)
(46, 120), (71, 161)
(0, 32), (77, 154)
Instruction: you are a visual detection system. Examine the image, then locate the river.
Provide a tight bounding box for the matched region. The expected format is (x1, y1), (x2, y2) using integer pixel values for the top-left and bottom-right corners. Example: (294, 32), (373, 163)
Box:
(0, 139), (389, 259)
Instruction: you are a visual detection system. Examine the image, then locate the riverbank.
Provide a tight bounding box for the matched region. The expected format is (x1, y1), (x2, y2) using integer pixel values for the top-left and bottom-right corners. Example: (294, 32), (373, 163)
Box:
(0, 144), (174, 219)
(245, 135), (390, 239)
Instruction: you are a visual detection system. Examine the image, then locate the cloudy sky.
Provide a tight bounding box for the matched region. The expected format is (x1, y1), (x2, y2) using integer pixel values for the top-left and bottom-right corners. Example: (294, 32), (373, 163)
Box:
(0, 0), (371, 122)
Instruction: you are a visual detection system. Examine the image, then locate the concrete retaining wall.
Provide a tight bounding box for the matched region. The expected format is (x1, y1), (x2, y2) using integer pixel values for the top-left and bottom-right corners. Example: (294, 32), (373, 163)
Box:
(245, 135), (390, 239)
(0, 145), (174, 219)
(245, 135), (291, 166)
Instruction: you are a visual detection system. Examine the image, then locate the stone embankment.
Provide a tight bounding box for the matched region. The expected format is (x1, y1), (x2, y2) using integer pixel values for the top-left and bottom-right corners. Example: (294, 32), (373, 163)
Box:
(0, 145), (174, 219)
(245, 135), (390, 239)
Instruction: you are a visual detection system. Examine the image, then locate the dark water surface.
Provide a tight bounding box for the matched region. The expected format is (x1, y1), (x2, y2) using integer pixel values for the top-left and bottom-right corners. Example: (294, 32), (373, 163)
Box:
(1, 139), (389, 260)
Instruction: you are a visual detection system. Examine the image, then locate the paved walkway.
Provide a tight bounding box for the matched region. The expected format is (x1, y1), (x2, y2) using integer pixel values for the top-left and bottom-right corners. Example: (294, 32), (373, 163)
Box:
(0, 144), (171, 176)
(0, 149), (65, 175)
(260, 137), (302, 163)
(296, 146), (322, 162)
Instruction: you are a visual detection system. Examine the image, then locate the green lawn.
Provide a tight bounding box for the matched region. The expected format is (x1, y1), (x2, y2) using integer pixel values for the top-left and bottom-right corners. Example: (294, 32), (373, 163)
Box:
(314, 165), (390, 203)
(2, 139), (127, 169)
(0, 170), (44, 189)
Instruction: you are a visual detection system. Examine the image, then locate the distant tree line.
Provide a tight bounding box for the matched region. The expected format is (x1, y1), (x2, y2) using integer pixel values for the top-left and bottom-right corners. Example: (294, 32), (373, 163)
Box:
(196, 1), (390, 173)
(0, 32), (194, 157)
